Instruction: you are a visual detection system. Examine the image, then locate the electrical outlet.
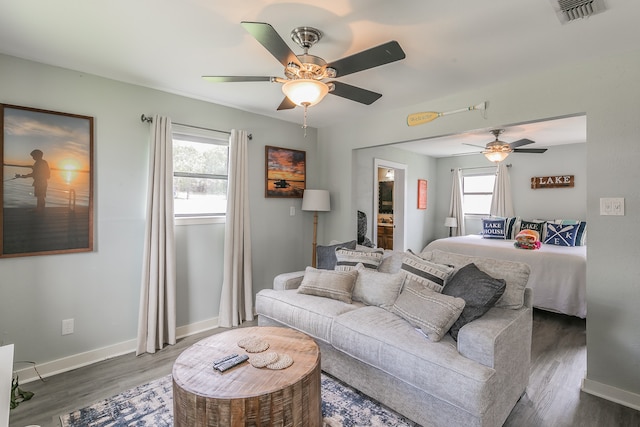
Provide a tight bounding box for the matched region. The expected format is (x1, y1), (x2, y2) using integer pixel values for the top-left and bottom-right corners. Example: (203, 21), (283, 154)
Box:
(62, 318), (74, 335)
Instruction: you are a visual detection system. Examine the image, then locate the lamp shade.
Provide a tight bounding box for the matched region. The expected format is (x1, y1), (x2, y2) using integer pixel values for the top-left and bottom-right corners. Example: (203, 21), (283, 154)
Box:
(302, 189), (331, 212)
(282, 79), (329, 107)
(444, 216), (458, 228)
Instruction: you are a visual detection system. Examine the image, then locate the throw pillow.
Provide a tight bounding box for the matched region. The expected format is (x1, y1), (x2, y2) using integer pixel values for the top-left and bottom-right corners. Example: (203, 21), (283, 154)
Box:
(551, 220), (587, 246)
(482, 218), (506, 239)
(544, 223), (578, 247)
(316, 240), (356, 270)
(504, 217), (519, 239)
(297, 266), (358, 304)
(442, 263), (506, 340)
(400, 250), (454, 293)
(352, 266), (405, 309)
(391, 280), (465, 342)
(519, 220), (545, 239)
(335, 248), (384, 271)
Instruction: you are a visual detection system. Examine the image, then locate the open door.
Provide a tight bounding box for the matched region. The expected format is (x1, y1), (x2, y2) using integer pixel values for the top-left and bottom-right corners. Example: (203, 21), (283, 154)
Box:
(373, 159), (406, 251)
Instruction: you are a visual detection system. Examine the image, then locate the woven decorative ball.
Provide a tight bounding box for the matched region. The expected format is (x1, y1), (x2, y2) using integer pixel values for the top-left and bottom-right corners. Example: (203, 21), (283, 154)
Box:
(266, 353), (293, 370)
(249, 351), (279, 368)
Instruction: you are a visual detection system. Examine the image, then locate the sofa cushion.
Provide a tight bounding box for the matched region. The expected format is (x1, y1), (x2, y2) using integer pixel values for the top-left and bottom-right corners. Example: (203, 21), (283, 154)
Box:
(297, 267), (358, 303)
(400, 250), (454, 293)
(317, 240), (356, 270)
(352, 266), (405, 309)
(331, 306), (496, 415)
(422, 249), (530, 310)
(335, 248), (384, 271)
(442, 263), (506, 340)
(256, 289), (361, 343)
(391, 279), (465, 342)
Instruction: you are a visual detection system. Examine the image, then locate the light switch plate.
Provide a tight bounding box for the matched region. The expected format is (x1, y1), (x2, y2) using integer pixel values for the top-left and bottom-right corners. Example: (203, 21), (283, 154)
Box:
(600, 197), (624, 215)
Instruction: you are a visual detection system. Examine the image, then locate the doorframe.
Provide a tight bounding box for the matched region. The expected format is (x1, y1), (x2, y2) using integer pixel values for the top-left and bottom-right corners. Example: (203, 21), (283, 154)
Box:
(373, 158), (407, 251)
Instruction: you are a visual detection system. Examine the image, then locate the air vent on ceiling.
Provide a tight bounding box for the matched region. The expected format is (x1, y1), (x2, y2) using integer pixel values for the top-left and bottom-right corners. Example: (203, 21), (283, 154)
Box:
(556, 0), (606, 22)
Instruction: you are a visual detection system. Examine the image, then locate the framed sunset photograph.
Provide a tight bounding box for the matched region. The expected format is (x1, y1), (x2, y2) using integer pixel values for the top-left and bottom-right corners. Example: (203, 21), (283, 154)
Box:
(265, 145), (306, 198)
(1, 104), (94, 257)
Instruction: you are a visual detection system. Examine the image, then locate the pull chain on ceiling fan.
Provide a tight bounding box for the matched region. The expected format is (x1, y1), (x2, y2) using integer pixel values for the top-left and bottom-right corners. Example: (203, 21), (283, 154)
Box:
(203, 21), (406, 132)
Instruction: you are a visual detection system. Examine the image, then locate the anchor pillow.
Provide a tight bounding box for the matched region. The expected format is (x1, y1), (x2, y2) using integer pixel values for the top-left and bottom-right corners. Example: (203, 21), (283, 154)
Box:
(544, 222), (578, 247)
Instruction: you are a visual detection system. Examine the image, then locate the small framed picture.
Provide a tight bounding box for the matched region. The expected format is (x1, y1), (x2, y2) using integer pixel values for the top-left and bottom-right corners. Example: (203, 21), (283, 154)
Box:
(417, 179), (427, 209)
(1, 104), (94, 257)
(265, 145), (306, 198)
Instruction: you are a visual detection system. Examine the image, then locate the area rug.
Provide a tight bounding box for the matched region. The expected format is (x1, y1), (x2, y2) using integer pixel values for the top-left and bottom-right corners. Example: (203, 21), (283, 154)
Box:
(60, 373), (418, 426)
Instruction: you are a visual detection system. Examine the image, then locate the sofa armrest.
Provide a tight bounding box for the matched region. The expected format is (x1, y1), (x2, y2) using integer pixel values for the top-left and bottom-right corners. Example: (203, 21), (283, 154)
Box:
(273, 271), (305, 290)
(456, 294), (533, 370)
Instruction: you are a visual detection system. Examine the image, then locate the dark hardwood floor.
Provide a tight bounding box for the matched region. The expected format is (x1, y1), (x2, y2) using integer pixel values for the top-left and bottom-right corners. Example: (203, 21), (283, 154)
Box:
(9, 311), (640, 427)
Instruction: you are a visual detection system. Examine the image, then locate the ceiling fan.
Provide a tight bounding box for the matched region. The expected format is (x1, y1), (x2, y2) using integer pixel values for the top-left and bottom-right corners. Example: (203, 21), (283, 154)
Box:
(203, 21), (406, 127)
(464, 129), (548, 162)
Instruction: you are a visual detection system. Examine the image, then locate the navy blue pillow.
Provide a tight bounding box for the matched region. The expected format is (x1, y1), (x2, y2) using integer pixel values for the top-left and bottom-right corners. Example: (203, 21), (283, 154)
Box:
(482, 218), (506, 239)
(504, 217), (519, 239)
(544, 223), (578, 246)
(519, 220), (545, 238)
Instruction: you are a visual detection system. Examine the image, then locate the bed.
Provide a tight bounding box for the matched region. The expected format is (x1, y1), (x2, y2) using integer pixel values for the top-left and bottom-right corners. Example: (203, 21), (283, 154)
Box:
(423, 235), (587, 318)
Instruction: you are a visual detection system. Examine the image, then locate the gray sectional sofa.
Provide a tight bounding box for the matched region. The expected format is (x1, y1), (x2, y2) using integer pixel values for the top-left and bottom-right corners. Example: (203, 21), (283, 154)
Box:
(256, 248), (533, 427)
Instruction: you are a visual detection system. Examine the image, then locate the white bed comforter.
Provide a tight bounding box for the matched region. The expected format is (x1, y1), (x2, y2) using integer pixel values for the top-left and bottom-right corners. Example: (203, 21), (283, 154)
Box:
(423, 235), (586, 318)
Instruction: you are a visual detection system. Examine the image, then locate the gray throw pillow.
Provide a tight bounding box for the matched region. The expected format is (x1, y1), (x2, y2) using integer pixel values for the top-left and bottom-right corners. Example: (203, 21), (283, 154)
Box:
(391, 279), (465, 342)
(316, 240), (356, 270)
(297, 266), (358, 304)
(442, 263), (506, 340)
(352, 266), (405, 309)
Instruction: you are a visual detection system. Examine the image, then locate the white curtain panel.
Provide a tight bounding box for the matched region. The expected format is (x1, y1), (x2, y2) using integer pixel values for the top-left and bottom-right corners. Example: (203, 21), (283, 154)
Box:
(449, 168), (465, 236)
(218, 130), (254, 327)
(490, 162), (515, 217)
(136, 115), (177, 355)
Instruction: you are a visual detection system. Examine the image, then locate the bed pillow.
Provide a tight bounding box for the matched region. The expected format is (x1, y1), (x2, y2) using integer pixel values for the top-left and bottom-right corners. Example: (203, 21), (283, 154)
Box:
(544, 223), (579, 247)
(519, 220), (545, 239)
(400, 250), (454, 293)
(442, 263), (506, 340)
(297, 266), (358, 303)
(482, 218), (506, 239)
(352, 266), (405, 309)
(504, 217), (519, 239)
(391, 279), (465, 342)
(316, 240), (356, 270)
(550, 220), (587, 246)
(335, 248), (384, 271)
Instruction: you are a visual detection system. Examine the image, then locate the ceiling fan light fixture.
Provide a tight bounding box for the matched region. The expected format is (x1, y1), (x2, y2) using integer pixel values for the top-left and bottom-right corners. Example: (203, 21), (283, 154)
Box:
(282, 79), (329, 107)
(484, 149), (510, 163)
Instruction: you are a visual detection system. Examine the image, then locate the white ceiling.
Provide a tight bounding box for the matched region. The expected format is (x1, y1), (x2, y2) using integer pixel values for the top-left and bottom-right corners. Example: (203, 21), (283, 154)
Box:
(1, 0), (636, 155)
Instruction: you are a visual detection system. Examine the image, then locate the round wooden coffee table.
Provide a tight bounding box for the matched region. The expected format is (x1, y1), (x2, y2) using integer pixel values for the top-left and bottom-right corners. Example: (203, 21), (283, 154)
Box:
(172, 326), (321, 427)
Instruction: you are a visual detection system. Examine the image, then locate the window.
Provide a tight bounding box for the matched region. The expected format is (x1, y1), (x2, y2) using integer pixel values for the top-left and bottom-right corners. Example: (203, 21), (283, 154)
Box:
(172, 126), (229, 217)
(462, 173), (495, 215)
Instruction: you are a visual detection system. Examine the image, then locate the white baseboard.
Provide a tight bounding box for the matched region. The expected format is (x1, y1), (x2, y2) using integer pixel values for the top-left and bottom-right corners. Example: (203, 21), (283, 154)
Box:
(16, 317), (219, 384)
(582, 376), (640, 411)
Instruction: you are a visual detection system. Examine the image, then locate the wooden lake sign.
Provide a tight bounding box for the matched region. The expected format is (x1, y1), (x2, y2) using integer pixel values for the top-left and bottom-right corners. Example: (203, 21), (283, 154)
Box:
(531, 175), (574, 189)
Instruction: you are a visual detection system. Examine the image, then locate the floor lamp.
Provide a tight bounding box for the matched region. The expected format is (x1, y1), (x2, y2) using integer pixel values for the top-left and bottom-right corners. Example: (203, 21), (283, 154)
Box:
(302, 189), (331, 268)
(445, 216), (458, 237)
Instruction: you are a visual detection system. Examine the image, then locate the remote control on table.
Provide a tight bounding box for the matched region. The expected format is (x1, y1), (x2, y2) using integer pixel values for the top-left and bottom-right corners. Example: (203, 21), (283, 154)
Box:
(215, 354), (249, 372)
(213, 353), (239, 368)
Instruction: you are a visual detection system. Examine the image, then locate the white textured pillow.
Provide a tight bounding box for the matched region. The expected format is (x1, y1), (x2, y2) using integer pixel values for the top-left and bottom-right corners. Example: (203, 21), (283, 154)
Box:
(335, 248), (384, 271)
(391, 280), (465, 342)
(400, 250), (454, 293)
(297, 267), (358, 303)
(352, 265), (405, 309)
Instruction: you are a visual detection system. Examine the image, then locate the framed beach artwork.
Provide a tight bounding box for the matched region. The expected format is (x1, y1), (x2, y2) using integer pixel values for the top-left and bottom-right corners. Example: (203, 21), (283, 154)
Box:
(265, 145), (306, 198)
(1, 104), (94, 257)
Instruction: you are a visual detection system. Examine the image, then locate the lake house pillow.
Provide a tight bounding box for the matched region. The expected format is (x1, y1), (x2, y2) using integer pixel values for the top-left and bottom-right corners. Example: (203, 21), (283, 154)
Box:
(544, 223), (579, 247)
(519, 220), (545, 239)
(482, 218), (506, 239)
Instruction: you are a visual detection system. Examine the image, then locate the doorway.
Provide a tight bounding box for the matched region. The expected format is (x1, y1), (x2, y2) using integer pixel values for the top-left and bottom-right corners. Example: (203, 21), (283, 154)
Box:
(373, 158), (406, 251)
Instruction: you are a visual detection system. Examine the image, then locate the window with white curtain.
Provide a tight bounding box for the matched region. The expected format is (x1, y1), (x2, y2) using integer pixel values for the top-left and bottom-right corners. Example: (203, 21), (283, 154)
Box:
(462, 173), (495, 215)
(172, 125), (229, 218)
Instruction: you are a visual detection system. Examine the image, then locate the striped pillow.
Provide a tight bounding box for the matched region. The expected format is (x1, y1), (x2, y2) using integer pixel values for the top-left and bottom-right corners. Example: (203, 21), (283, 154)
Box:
(335, 248), (384, 271)
(400, 250), (454, 293)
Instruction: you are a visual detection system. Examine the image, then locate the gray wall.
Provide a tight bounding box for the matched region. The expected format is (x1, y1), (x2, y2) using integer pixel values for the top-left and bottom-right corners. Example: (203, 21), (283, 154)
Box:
(0, 54), (318, 367)
(318, 50), (640, 402)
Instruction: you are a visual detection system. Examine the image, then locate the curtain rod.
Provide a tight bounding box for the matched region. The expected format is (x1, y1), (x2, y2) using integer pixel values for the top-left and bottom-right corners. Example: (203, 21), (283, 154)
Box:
(140, 114), (252, 140)
(451, 164), (511, 172)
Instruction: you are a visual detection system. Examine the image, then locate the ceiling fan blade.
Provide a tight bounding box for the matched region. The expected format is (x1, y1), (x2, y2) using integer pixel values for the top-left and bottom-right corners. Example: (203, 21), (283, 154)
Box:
(513, 148), (547, 153)
(326, 41), (406, 77)
(277, 97), (296, 110)
(463, 142), (489, 149)
(202, 76), (275, 83)
(509, 138), (535, 148)
(241, 21), (302, 68)
(328, 81), (382, 105)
